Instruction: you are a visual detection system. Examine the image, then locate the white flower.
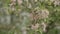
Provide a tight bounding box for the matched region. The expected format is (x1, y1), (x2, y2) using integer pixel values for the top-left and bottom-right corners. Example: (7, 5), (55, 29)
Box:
(50, 0), (55, 2)
(28, 3), (32, 8)
(11, 7), (16, 11)
(54, 0), (60, 6)
(35, 0), (38, 2)
(10, 0), (16, 7)
(17, 0), (22, 5)
(21, 12), (30, 17)
(31, 23), (39, 30)
(38, 9), (49, 19)
(41, 22), (47, 32)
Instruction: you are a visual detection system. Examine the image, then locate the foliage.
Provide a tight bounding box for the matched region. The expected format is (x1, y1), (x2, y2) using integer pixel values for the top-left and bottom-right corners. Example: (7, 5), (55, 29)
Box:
(0, 0), (60, 34)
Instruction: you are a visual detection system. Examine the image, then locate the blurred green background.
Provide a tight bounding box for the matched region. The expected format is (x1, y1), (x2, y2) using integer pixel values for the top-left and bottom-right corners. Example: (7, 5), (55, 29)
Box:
(0, 0), (60, 34)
